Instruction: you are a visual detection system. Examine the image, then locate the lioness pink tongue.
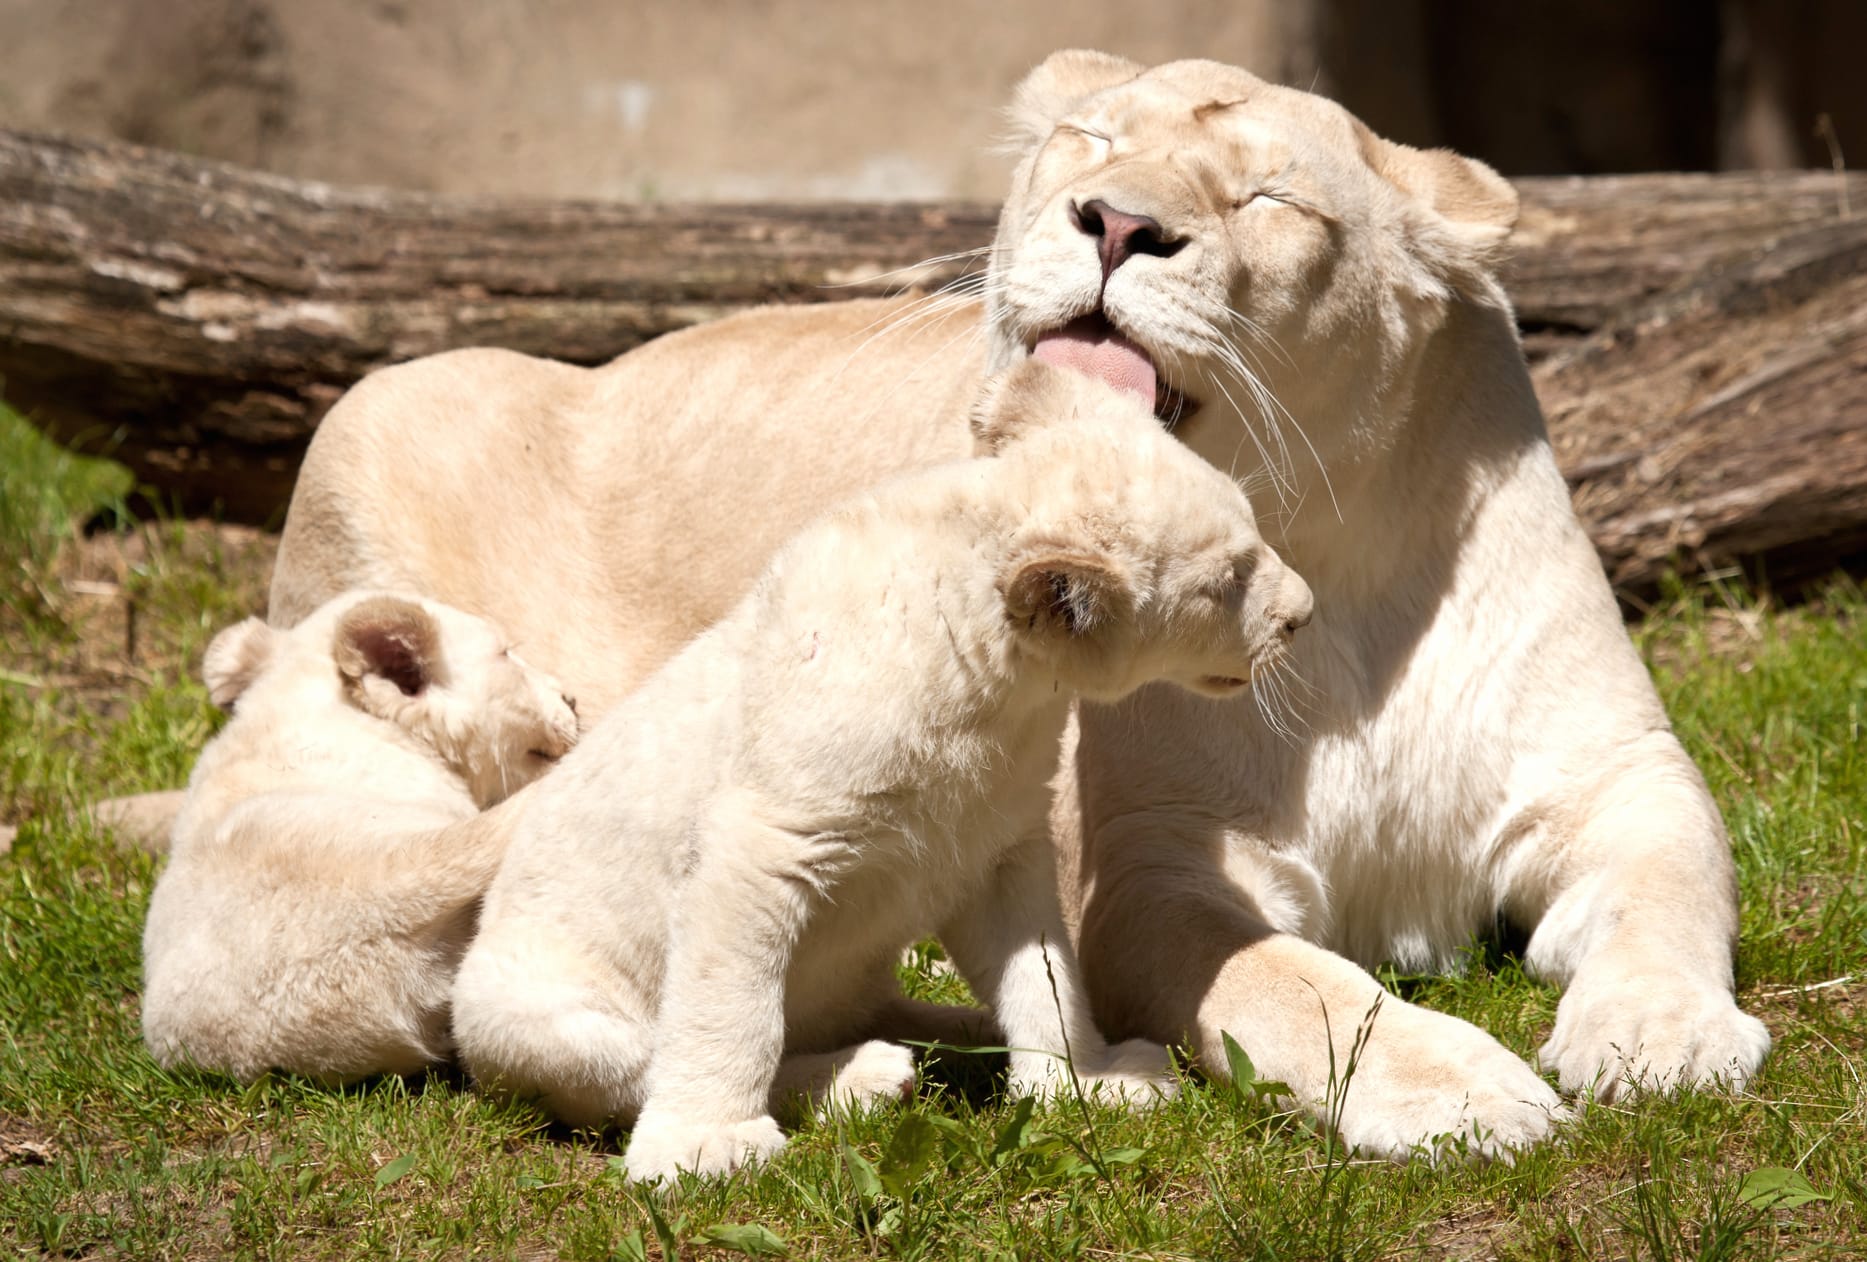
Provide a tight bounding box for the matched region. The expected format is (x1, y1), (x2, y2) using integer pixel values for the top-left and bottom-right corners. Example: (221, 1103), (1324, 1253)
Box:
(1033, 317), (1157, 403)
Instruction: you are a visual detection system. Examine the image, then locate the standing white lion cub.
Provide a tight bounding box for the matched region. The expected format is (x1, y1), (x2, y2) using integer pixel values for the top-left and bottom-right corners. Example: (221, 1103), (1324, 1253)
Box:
(142, 591), (578, 1082)
(453, 361), (1313, 1181)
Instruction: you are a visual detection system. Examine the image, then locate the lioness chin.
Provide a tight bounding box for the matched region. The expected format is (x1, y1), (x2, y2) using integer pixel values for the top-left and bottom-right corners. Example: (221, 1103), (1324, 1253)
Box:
(271, 51), (1768, 1159)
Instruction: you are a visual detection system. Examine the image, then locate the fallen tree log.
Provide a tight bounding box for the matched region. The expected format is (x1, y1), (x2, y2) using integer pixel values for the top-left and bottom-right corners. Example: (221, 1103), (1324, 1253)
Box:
(1542, 214), (1867, 593)
(2, 128), (1863, 592)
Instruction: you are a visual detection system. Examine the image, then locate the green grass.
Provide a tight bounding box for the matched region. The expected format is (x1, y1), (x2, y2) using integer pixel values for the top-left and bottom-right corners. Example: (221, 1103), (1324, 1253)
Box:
(2, 401), (1863, 1259)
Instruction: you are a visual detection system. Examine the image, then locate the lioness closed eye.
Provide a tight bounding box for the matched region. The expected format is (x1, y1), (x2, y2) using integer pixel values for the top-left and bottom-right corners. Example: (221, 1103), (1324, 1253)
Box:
(451, 361), (1311, 1183)
(141, 591), (578, 1083)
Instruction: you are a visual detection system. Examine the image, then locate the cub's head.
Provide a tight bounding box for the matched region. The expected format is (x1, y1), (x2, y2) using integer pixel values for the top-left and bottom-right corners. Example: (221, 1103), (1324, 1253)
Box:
(204, 593), (579, 807)
(980, 360), (1312, 703)
(985, 51), (1518, 483)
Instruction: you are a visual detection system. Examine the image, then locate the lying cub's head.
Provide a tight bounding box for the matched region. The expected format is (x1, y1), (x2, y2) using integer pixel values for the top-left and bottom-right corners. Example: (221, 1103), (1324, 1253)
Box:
(204, 593), (579, 807)
(977, 360), (1312, 703)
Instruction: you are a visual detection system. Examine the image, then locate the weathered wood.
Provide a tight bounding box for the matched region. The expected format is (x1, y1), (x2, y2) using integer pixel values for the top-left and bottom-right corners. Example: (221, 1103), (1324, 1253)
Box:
(0, 131), (998, 519)
(1541, 214), (1867, 593)
(3, 128), (1865, 595)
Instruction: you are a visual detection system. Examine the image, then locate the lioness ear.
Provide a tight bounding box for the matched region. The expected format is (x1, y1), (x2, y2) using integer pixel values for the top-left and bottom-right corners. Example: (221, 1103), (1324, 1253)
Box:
(1356, 122), (1518, 270)
(971, 359), (1085, 453)
(1002, 548), (1130, 636)
(333, 596), (444, 698)
(1006, 49), (1144, 147)
(202, 617), (275, 709)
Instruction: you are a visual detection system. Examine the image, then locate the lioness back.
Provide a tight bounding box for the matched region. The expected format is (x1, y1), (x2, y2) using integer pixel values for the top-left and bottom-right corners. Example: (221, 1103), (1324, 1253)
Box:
(274, 299), (984, 719)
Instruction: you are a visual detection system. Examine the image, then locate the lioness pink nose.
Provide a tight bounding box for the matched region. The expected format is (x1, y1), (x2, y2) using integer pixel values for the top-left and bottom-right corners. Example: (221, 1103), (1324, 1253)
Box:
(1070, 199), (1183, 282)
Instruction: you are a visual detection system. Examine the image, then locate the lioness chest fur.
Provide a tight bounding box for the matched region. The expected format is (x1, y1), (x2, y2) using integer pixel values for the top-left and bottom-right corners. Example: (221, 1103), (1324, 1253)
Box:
(141, 592), (577, 1082)
(452, 364), (1311, 1181)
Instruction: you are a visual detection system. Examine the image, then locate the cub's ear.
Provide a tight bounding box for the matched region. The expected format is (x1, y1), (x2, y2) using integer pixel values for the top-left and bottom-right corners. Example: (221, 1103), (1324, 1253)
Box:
(202, 617), (275, 709)
(971, 359), (1089, 453)
(333, 596), (444, 698)
(1001, 547), (1131, 636)
(1006, 49), (1144, 147)
(1355, 122), (1518, 277)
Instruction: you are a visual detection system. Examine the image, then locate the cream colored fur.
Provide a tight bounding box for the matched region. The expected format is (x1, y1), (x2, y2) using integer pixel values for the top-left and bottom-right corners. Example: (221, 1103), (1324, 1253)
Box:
(270, 53), (1768, 1158)
(453, 365), (1312, 1181)
(141, 591), (577, 1082)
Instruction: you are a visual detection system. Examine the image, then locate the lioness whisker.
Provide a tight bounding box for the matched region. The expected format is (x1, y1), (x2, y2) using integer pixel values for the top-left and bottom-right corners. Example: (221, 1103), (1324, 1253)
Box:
(817, 245), (1003, 293)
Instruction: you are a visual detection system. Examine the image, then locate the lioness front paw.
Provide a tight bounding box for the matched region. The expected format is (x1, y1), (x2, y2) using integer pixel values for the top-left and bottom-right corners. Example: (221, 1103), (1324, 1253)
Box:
(622, 1113), (787, 1183)
(1540, 974), (1771, 1103)
(1013, 1038), (1178, 1108)
(1264, 1000), (1566, 1163)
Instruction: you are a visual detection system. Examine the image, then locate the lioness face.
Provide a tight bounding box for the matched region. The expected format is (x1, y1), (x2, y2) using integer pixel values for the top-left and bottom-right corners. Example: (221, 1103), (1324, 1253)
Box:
(985, 52), (1517, 487)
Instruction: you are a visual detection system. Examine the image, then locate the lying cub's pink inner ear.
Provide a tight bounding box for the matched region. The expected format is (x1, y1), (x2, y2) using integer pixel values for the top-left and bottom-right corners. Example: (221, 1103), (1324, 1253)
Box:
(334, 597), (444, 697)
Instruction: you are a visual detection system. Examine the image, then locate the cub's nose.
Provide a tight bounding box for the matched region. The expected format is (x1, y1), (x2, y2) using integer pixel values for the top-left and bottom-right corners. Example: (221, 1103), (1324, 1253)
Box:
(1070, 198), (1184, 282)
(1280, 571), (1314, 635)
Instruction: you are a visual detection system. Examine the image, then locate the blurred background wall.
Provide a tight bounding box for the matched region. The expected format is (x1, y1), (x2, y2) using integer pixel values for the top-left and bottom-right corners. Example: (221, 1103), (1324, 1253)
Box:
(1, 0), (1860, 201)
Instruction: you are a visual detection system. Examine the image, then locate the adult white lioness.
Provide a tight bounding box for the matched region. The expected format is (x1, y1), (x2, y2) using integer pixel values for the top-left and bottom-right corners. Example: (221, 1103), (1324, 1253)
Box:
(271, 52), (1768, 1157)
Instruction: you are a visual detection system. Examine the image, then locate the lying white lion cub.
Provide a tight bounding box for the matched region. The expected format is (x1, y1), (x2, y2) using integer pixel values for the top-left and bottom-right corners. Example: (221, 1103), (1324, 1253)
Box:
(142, 591), (579, 1082)
(453, 361), (1313, 1181)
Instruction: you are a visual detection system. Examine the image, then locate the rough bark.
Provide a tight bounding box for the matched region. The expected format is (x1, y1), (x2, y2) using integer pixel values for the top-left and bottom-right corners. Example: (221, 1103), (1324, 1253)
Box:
(2, 128), (1863, 591)
(1541, 214), (1867, 593)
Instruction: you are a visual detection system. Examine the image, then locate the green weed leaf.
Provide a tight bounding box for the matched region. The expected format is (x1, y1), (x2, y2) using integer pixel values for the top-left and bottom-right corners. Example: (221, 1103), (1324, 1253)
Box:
(992, 1096), (1037, 1163)
(373, 1153), (416, 1188)
(1221, 1031), (1256, 1087)
(610, 1228), (648, 1262)
(1737, 1167), (1832, 1209)
(880, 1113), (941, 1197)
(841, 1140), (882, 1202)
(697, 1222), (789, 1256)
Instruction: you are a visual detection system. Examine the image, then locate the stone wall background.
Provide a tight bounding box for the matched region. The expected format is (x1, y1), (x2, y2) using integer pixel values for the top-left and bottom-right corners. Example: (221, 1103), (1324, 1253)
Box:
(1, 0), (1860, 201)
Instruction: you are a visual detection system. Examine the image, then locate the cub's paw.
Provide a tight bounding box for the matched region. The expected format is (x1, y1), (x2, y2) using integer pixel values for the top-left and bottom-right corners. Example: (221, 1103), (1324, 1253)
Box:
(623, 1113), (787, 1183)
(1540, 974), (1771, 1103)
(1302, 1000), (1566, 1163)
(823, 1040), (918, 1110)
(1014, 1038), (1179, 1109)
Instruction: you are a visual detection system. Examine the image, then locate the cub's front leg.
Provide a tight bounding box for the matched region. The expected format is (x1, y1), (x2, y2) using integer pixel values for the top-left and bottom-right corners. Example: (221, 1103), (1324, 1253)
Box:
(939, 833), (1175, 1106)
(622, 813), (850, 1184)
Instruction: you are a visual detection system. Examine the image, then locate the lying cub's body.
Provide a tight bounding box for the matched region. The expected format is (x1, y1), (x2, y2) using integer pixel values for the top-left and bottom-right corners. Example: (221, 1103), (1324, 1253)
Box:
(142, 593), (577, 1082)
(453, 365), (1311, 1180)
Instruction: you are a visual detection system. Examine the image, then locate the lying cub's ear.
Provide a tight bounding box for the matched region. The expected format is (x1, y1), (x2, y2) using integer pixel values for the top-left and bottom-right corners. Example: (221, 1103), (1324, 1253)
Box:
(1002, 547), (1130, 636)
(1006, 49), (1144, 148)
(334, 596), (444, 698)
(202, 617), (275, 709)
(971, 359), (1087, 453)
